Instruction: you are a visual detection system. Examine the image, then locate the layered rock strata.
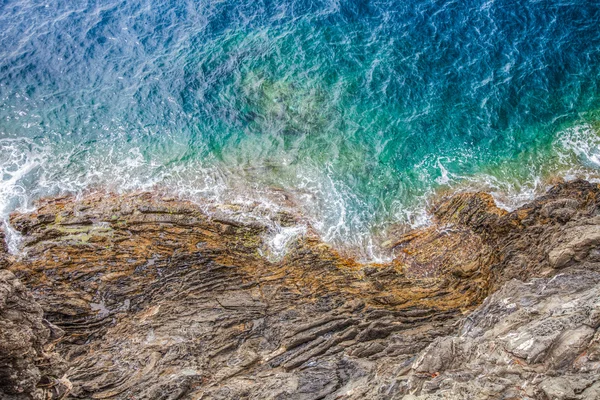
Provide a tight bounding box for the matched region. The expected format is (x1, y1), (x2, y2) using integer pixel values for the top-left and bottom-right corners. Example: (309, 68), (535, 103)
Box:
(0, 231), (69, 399)
(2, 180), (600, 399)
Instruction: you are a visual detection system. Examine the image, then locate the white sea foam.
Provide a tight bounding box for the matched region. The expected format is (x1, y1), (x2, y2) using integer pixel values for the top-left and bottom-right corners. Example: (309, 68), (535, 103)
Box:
(0, 138), (45, 252)
(262, 225), (307, 261)
(558, 123), (600, 169)
(451, 123), (600, 213)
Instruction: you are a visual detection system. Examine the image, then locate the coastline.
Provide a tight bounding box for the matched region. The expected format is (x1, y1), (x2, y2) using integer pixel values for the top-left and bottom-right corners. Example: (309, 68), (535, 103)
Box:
(1, 0), (600, 397)
(2, 179), (600, 398)
(2, 118), (600, 264)
(5, 157), (600, 264)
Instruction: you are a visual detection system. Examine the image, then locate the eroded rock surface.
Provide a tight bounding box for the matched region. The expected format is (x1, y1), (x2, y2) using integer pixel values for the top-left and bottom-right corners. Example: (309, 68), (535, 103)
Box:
(3, 180), (600, 399)
(0, 230), (69, 399)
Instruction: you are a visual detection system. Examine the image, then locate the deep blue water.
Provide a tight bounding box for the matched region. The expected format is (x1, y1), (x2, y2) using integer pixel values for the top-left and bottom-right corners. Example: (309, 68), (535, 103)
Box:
(1, 0), (600, 257)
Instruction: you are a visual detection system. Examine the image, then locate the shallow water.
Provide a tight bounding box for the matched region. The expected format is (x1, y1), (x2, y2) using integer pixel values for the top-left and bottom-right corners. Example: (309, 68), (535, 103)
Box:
(1, 0), (600, 258)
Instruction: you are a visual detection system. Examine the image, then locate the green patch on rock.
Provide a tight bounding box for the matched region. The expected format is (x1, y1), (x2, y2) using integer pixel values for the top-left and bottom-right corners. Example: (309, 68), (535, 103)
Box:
(53, 224), (113, 245)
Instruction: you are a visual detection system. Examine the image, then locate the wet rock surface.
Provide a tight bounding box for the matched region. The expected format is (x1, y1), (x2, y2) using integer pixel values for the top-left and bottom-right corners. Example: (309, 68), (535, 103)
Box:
(2, 180), (600, 399)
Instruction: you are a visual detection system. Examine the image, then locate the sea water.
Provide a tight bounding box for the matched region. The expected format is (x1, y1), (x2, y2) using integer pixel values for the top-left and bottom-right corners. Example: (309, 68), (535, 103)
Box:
(1, 0), (599, 258)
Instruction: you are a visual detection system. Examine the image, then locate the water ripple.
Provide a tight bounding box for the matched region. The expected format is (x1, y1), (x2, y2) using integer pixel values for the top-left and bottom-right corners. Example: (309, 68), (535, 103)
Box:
(0, 0), (599, 258)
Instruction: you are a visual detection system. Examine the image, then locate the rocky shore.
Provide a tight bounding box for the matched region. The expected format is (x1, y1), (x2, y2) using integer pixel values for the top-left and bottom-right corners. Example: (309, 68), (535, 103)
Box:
(2, 180), (600, 399)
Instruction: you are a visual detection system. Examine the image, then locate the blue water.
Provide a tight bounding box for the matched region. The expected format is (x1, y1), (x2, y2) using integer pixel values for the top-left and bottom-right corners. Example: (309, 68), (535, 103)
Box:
(1, 0), (600, 257)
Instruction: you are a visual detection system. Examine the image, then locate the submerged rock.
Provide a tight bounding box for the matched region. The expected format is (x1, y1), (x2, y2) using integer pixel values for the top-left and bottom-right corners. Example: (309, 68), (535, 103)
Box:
(241, 72), (331, 136)
(2, 180), (600, 399)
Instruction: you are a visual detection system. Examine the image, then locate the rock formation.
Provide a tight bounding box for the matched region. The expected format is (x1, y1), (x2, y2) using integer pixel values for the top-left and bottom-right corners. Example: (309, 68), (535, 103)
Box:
(1, 179), (600, 399)
(0, 231), (70, 399)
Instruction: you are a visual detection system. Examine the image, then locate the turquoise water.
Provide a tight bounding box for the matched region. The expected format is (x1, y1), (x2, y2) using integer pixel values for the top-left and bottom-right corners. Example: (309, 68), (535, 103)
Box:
(1, 0), (600, 257)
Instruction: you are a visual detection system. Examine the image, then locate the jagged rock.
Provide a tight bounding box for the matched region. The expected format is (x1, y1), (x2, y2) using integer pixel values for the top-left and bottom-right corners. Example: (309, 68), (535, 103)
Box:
(0, 230), (70, 400)
(3, 180), (600, 399)
(404, 271), (600, 399)
(548, 225), (600, 268)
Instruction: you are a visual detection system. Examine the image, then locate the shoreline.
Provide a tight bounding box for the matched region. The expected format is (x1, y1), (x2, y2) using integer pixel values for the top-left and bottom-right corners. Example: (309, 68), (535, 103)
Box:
(2, 118), (600, 263)
(5, 169), (600, 263)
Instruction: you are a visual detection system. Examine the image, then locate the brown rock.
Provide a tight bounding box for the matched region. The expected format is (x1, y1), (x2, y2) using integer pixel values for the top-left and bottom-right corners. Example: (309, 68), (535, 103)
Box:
(3, 179), (600, 399)
(0, 235), (69, 399)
